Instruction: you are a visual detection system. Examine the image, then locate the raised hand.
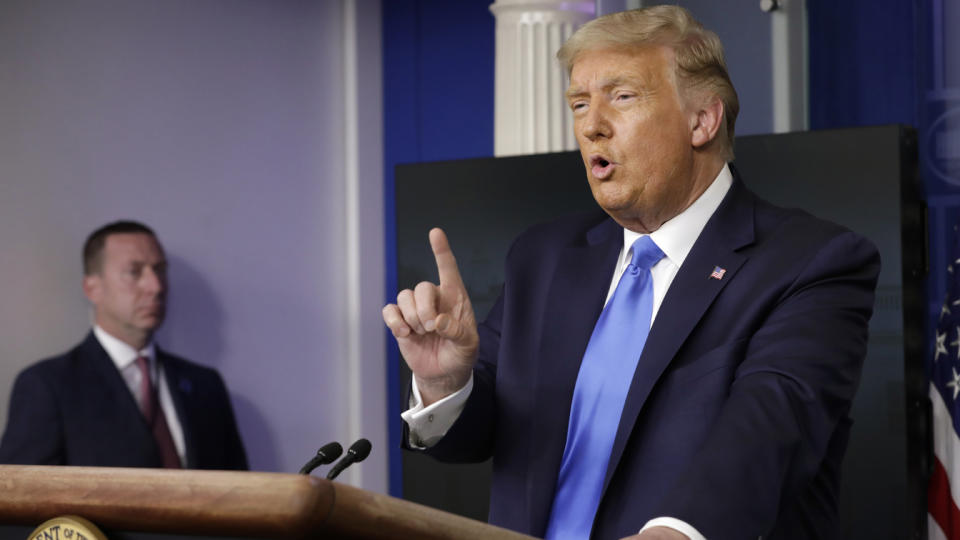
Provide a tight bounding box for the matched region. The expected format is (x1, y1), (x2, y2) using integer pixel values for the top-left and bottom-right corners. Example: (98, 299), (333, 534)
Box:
(382, 228), (479, 405)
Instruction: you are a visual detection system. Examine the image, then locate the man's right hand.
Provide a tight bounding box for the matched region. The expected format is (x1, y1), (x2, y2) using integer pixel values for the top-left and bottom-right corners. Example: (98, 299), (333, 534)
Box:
(382, 228), (479, 406)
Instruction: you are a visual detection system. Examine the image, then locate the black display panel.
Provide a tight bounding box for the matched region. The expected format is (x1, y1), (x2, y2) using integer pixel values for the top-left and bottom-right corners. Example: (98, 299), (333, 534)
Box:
(394, 150), (595, 522)
(394, 125), (924, 537)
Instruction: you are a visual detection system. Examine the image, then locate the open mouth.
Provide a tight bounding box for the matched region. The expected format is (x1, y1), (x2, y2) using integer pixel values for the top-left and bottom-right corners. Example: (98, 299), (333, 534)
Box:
(590, 155), (615, 179)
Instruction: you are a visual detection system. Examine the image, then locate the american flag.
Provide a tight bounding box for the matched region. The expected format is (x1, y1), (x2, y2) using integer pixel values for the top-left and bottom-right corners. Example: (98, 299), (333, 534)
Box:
(709, 266), (726, 280)
(929, 236), (960, 540)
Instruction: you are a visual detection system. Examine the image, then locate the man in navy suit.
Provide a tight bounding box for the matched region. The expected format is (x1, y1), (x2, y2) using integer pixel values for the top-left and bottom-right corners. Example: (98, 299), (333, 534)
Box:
(383, 6), (879, 540)
(0, 221), (247, 470)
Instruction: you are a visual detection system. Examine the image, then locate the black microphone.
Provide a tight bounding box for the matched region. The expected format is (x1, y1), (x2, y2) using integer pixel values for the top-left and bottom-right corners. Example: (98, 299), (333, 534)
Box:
(298, 441), (343, 475)
(326, 438), (372, 480)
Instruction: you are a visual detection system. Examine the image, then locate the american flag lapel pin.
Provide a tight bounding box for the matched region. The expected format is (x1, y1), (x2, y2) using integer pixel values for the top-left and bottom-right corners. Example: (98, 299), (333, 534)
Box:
(709, 266), (726, 280)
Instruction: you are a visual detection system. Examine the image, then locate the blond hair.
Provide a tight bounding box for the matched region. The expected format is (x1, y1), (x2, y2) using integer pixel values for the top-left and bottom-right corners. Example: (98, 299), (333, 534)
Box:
(558, 6), (739, 160)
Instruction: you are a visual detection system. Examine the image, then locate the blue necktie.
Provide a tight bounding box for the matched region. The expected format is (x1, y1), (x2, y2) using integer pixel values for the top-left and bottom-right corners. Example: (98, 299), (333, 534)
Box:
(545, 235), (664, 539)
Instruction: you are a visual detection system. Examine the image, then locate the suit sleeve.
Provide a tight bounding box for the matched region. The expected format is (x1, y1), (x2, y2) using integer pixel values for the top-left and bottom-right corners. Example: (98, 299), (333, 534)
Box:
(0, 367), (65, 465)
(211, 372), (248, 471)
(655, 230), (881, 537)
(176, 359), (249, 471)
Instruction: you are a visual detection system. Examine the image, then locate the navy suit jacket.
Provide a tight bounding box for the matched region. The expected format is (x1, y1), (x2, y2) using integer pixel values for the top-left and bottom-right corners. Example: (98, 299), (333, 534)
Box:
(0, 331), (248, 470)
(410, 176), (880, 539)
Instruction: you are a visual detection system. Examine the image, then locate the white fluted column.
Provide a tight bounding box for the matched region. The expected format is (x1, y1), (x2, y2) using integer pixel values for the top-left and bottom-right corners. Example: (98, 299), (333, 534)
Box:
(770, 0), (808, 133)
(490, 0), (594, 156)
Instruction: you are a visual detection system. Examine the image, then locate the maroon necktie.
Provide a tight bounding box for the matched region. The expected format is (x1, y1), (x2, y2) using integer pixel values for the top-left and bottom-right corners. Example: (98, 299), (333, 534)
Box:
(136, 356), (181, 468)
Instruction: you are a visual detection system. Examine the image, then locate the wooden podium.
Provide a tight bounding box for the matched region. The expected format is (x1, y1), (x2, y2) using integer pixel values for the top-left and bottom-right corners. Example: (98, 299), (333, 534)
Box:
(0, 465), (535, 539)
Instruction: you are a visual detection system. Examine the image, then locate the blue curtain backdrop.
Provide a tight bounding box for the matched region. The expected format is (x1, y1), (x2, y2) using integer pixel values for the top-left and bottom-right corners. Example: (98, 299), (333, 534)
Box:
(382, 0), (495, 496)
(808, 1), (956, 533)
(809, 0), (960, 325)
(807, 1), (917, 130)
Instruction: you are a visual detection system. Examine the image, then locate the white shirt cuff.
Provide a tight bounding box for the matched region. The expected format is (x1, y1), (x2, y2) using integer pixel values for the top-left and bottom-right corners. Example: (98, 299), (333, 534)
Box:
(640, 517), (705, 540)
(401, 374), (473, 448)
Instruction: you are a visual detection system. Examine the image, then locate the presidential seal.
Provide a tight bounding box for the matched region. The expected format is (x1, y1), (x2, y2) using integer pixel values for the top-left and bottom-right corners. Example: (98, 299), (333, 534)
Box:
(27, 515), (108, 540)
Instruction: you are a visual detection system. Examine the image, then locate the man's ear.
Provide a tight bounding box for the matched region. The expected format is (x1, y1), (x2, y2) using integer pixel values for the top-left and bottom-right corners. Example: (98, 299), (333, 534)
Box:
(690, 96), (724, 148)
(83, 274), (100, 304)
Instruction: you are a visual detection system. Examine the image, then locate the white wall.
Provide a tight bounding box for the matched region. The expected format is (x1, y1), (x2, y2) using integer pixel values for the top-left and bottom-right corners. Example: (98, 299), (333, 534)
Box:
(0, 0), (386, 492)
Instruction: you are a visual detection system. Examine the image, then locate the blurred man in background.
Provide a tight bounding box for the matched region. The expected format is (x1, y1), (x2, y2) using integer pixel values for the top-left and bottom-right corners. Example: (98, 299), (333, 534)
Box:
(0, 220), (247, 470)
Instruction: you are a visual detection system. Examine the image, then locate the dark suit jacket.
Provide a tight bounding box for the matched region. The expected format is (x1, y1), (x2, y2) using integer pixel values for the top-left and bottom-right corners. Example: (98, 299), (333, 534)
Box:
(0, 331), (248, 470)
(408, 176), (880, 539)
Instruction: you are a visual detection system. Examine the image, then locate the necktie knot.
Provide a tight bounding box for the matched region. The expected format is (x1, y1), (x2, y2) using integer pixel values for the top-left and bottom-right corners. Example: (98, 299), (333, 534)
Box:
(628, 235), (664, 273)
(135, 355), (149, 374)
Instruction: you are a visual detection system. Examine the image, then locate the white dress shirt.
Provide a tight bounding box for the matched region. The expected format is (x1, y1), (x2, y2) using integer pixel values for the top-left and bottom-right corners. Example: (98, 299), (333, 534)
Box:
(93, 325), (186, 465)
(403, 165), (734, 540)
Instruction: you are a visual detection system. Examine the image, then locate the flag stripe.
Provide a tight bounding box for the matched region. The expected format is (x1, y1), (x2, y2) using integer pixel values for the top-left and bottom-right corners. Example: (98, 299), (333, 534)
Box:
(932, 515), (950, 540)
(932, 383), (960, 502)
(932, 369), (960, 539)
(929, 455), (960, 539)
(927, 228), (960, 540)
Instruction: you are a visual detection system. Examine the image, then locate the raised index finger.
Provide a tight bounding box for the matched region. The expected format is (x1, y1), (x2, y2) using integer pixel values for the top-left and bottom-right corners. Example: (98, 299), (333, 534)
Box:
(429, 228), (465, 288)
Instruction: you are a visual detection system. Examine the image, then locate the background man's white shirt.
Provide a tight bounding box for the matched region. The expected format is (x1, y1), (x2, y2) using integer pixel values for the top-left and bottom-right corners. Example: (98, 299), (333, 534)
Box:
(93, 325), (186, 465)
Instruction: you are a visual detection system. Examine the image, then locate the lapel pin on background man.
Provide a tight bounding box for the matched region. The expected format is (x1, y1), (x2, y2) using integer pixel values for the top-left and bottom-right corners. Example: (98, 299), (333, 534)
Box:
(384, 6), (880, 540)
(0, 220), (248, 470)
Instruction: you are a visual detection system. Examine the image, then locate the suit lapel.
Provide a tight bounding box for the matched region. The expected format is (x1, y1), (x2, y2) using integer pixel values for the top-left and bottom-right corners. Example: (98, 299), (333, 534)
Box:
(528, 216), (622, 531)
(601, 178), (758, 496)
(78, 332), (160, 461)
(160, 351), (196, 468)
